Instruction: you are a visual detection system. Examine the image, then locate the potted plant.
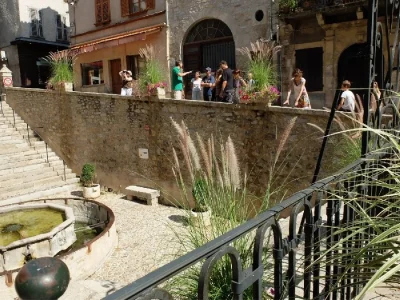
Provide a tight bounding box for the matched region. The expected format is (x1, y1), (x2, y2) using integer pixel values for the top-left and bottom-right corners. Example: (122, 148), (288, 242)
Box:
(237, 39), (281, 106)
(279, 0), (297, 13)
(138, 44), (167, 99)
(81, 163), (101, 199)
(190, 178), (211, 227)
(44, 50), (76, 92)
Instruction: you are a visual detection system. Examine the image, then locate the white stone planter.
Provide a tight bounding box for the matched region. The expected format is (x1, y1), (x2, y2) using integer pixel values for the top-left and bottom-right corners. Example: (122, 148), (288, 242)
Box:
(190, 209), (211, 227)
(83, 184), (101, 199)
(55, 82), (73, 92)
(156, 87), (166, 99)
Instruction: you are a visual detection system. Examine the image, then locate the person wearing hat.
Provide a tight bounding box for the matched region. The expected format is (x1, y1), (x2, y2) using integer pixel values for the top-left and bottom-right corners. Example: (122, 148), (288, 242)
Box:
(119, 69), (133, 96)
(201, 67), (216, 101)
(337, 80), (355, 112)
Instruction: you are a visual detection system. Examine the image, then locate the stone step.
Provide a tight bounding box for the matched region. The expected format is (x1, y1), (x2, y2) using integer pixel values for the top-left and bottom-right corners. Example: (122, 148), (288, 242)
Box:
(0, 170), (76, 189)
(0, 152), (58, 168)
(0, 133), (19, 140)
(0, 157), (48, 171)
(0, 138), (25, 145)
(0, 166), (71, 182)
(0, 177), (80, 201)
(0, 182), (81, 206)
(0, 162), (50, 176)
(0, 144), (30, 154)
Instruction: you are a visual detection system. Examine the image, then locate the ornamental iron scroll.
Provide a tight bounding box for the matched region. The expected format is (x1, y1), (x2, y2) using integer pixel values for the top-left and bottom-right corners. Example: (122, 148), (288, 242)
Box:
(185, 19), (233, 44)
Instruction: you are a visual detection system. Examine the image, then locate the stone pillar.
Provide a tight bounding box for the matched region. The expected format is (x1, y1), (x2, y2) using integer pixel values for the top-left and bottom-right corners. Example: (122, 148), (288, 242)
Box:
(280, 24), (295, 104)
(323, 28), (335, 108)
(0, 64), (13, 95)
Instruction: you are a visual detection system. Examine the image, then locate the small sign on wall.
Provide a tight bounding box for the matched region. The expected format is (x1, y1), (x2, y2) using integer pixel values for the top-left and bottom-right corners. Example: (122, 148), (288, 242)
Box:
(139, 148), (149, 159)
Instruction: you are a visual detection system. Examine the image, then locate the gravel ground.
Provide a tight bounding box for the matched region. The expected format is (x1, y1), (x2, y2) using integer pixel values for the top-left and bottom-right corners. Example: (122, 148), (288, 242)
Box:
(88, 192), (187, 285)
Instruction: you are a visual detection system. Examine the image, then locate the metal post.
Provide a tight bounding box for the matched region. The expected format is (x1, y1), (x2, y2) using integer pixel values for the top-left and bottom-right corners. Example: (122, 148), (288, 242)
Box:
(45, 143), (49, 163)
(12, 109), (15, 127)
(27, 124), (30, 145)
(0, 95), (3, 116)
(63, 160), (66, 181)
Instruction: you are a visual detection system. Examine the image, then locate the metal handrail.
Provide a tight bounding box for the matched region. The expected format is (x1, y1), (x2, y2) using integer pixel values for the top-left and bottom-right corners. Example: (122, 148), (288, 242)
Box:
(102, 153), (372, 300)
(25, 124), (66, 181)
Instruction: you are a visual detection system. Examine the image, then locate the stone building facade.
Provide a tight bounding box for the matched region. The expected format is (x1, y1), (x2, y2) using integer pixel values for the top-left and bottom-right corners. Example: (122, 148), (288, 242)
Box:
(167, 0), (278, 95)
(68, 0), (168, 94)
(0, 0), (70, 87)
(278, 2), (393, 109)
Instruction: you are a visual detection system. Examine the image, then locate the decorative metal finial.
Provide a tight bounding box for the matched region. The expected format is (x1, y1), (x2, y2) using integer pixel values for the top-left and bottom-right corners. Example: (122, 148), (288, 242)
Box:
(15, 257), (70, 300)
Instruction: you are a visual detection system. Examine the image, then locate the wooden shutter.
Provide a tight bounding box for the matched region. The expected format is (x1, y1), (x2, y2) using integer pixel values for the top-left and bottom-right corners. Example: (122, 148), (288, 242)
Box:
(102, 0), (110, 22)
(95, 0), (110, 24)
(121, 0), (129, 17)
(147, 0), (155, 9)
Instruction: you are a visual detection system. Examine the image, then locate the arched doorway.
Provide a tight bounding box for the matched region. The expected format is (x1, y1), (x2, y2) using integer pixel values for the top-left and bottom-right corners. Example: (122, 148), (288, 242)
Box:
(337, 43), (383, 103)
(183, 19), (235, 96)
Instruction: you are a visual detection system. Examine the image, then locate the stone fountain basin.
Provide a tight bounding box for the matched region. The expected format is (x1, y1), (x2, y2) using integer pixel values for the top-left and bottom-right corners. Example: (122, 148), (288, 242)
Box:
(0, 203), (76, 272)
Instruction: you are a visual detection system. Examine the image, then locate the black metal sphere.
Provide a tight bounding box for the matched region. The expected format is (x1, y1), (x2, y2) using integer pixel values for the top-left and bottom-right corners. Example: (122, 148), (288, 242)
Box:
(15, 257), (70, 300)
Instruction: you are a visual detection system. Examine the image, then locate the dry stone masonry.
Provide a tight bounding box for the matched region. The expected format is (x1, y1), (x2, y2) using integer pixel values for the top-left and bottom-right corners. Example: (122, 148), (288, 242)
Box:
(4, 88), (347, 206)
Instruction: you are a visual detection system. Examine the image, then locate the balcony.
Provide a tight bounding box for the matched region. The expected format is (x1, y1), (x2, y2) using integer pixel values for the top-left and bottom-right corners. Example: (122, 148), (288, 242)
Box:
(279, 0), (369, 24)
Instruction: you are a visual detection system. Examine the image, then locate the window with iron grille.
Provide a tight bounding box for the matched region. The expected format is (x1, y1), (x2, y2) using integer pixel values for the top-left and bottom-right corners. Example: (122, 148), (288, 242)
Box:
(121, 0), (155, 17)
(95, 0), (111, 25)
(29, 8), (43, 38)
(56, 15), (68, 41)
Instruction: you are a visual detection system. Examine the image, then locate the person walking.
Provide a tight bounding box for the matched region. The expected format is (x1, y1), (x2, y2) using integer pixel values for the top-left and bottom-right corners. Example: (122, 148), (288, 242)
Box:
(337, 80), (355, 112)
(233, 69), (247, 104)
(119, 70), (133, 96)
(172, 60), (191, 100)
(283, 68), (311, 109)
(202, 67), (216, 101)
(215, 68), (223, 102)
(219, 60), (234, 103)
(191, 71), (203, 100)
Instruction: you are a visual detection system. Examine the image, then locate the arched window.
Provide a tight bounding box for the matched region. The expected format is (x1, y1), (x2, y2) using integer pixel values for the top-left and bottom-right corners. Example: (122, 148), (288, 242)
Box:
(185, 19), (233, 44)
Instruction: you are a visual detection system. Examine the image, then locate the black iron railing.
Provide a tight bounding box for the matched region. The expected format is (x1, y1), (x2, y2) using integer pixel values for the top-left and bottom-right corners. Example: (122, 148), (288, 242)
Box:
(104, 0), (400, 299)
(279, 0), (366, 14)
(103, 148), (396, 300)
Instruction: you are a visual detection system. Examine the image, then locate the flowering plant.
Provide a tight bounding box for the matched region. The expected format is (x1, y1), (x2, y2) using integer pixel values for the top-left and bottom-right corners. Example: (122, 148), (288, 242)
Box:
(239, 86), (280, 104)
(147, 81), (168, 95)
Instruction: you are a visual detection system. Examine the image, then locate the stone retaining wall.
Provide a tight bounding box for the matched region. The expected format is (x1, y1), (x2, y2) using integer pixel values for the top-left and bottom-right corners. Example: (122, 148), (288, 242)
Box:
(4, 88), (347, 205)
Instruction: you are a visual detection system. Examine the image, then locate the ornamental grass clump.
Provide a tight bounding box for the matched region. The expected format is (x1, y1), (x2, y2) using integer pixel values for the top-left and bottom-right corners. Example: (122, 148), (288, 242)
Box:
(166, 117), (304, 299)
(44, 50), (76, 85)
(138, 44), (167, 95)
(237, 39), (281, 104)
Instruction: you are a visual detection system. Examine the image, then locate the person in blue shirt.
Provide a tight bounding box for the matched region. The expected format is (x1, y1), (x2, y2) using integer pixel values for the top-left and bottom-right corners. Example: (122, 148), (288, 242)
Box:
(201, 67), (216, 101)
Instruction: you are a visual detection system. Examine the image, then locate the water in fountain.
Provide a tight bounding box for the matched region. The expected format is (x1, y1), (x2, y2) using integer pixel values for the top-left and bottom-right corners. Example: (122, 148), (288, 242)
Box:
(0, 208), (64, 247)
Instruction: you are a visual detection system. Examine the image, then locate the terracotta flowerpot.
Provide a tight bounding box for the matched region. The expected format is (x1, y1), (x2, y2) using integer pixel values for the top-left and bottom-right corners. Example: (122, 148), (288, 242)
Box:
(83, 184), (101, 199)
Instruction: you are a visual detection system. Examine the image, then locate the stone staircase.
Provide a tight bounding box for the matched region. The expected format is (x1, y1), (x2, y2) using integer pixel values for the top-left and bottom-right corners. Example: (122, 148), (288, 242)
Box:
(0, 100), (79, 203)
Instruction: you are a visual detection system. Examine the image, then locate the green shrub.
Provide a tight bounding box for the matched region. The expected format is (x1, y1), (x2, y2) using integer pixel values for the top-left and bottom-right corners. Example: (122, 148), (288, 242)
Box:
(81, 163), (96, 187)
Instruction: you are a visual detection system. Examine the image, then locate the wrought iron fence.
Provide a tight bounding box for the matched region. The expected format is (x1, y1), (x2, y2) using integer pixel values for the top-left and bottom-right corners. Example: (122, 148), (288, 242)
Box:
(104, 0), (400, 299)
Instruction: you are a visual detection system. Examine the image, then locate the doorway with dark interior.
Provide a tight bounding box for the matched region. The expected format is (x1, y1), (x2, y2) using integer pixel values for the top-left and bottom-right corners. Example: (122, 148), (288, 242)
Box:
(336, 43), (383, 109)
(110, 59), (122, 94)
(183, 19), (236, 98)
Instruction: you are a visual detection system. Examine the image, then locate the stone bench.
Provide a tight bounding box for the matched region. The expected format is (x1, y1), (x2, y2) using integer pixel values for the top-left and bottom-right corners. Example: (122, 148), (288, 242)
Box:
(125, 186), (160, 206)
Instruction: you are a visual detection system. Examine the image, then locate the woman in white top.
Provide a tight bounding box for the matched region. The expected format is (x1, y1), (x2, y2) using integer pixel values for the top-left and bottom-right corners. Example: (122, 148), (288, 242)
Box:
(283, 68), (311, 109)
(191, 71), (203, 100)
